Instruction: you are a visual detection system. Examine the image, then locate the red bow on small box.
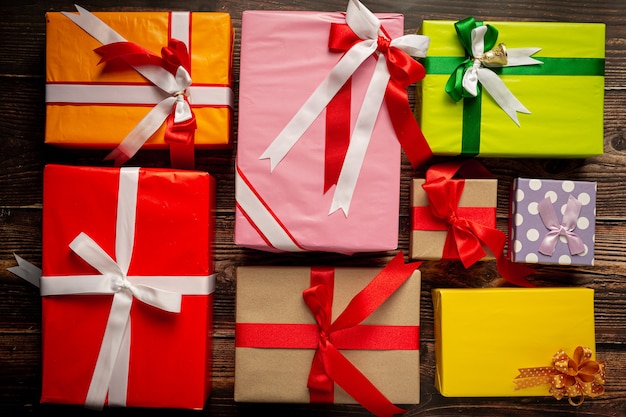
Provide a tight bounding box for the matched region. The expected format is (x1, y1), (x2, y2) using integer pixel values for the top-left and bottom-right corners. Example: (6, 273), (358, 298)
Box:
(421, 159), (534, 287)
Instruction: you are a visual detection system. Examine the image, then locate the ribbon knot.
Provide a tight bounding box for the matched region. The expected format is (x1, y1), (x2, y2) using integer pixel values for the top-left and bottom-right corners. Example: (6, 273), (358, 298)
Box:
(112, 276), (132, 292)
(318, 330), (330, 347)
(538, 194), (585, 256)
(376, 35), (391, 54)
(446, 211), (459, 225)
(514, 346), (606, 406)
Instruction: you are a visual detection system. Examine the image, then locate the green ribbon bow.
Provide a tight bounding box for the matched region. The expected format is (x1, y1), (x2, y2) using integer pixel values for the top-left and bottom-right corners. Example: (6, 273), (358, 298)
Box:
(445, 17), (499, 102)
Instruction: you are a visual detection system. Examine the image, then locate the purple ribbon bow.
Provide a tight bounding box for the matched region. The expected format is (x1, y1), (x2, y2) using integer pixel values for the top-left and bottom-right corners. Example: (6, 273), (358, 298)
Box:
(538, 194), (585, 256)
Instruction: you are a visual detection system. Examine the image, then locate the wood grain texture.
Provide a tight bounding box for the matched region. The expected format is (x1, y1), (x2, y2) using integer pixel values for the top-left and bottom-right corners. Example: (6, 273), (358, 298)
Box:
(1, 0), (625, 416)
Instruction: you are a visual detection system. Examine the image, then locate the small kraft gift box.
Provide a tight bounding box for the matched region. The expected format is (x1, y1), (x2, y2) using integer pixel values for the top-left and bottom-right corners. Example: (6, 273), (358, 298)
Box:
(410, 159), (534, 287)
(45, 6), (234, 169)
(234, 0), (432, 254)
(410, 166), (497, 261)
(432, 287), (605, 405)
(417, 17), (605, 158)
(234, 253), (421, 417)
(39, 164), (215, 409)
(509, 178), (597, 266)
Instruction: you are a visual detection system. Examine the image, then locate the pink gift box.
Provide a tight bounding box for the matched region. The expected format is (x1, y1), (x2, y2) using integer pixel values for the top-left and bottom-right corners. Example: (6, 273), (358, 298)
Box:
(235, 10), (405, 254)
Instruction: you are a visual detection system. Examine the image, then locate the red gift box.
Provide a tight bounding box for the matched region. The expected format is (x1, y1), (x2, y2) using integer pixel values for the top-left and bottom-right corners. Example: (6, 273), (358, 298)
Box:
(40, 164), (215, 409)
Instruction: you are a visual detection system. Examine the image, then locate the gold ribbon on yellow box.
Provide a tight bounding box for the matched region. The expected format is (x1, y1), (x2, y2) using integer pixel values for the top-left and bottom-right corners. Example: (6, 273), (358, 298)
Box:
(514, 346), (606, 406)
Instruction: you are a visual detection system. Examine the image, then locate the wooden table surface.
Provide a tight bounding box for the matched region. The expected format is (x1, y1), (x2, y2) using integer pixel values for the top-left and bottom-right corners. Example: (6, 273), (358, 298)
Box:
(1, 0), (625, 416)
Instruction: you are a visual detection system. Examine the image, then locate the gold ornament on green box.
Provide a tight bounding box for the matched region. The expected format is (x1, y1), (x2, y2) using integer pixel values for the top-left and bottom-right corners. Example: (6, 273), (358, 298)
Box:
(417, 18), (605, 157)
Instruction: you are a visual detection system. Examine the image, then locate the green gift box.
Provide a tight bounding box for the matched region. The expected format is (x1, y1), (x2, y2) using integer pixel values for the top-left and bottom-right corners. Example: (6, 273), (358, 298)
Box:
(417, 19), (605, 157)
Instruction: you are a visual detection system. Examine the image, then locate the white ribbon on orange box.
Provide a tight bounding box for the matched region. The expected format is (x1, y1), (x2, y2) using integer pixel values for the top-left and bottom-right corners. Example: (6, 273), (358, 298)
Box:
(47, 6), (234, 165)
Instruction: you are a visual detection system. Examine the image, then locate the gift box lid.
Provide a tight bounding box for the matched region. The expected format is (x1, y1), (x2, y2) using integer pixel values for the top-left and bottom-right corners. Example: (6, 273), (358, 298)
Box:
(410, 177), (497, 260)
(40, 164), (215, 409)
(45, 8), (234, 158)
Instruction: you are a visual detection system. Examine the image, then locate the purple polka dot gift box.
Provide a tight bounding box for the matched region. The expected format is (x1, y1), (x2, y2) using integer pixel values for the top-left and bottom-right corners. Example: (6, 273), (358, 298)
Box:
(509, 178), (596, 266)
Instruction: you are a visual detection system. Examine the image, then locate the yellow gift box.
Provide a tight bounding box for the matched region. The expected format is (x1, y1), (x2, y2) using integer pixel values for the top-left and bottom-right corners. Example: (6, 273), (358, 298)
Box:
(417, 20), (605, 157)
(45, 9), (233, 149)
(432, 287), (597, 397)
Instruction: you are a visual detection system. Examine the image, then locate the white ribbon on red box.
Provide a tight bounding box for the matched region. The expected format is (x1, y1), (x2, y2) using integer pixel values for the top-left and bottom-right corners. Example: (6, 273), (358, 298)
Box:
(9, 167), (215, 409)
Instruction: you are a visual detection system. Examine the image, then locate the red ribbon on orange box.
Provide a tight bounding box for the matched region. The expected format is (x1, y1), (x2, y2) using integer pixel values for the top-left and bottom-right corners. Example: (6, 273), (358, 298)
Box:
(95, 39), (198, 168)
(421, 160), (535, 287)
(235, 252), (420, 417)
(55, 6), (234, 170)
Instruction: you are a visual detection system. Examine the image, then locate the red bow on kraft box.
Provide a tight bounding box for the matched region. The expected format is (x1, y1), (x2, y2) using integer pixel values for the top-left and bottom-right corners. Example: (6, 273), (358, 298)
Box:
(234, 252), (422, 416)
(411, 159), (534, 286)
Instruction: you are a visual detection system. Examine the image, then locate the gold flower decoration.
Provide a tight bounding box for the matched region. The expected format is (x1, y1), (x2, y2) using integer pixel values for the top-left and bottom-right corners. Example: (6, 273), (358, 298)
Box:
(514, 346), (605, 406)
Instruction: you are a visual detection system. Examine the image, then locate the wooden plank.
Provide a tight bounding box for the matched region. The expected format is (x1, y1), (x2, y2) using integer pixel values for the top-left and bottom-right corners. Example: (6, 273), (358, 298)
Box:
(1, 0), (625, 415)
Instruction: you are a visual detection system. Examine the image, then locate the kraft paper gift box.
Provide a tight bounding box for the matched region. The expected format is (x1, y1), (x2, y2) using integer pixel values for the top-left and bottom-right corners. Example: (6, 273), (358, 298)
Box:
(409, 160), (536, 287)
(234, 1), (431, 254)
(40, 164), (215, 409)
(45, 6), (234, 168)
(234, 253), (421, 416)
(417, 18), (605, 157)
(410, 177), (497, 260)
(432, 287), (601, 398)
(509, 178), (597, 266)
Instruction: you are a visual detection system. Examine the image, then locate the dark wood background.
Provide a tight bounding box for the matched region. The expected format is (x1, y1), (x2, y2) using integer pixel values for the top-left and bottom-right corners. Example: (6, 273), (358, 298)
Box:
(1, 0), (625, 416)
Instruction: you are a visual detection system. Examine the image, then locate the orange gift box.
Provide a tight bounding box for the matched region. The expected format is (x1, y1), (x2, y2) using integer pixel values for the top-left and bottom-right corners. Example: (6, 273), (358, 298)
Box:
(45, 8), (234, 156)
(40, 164), (215, 409)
